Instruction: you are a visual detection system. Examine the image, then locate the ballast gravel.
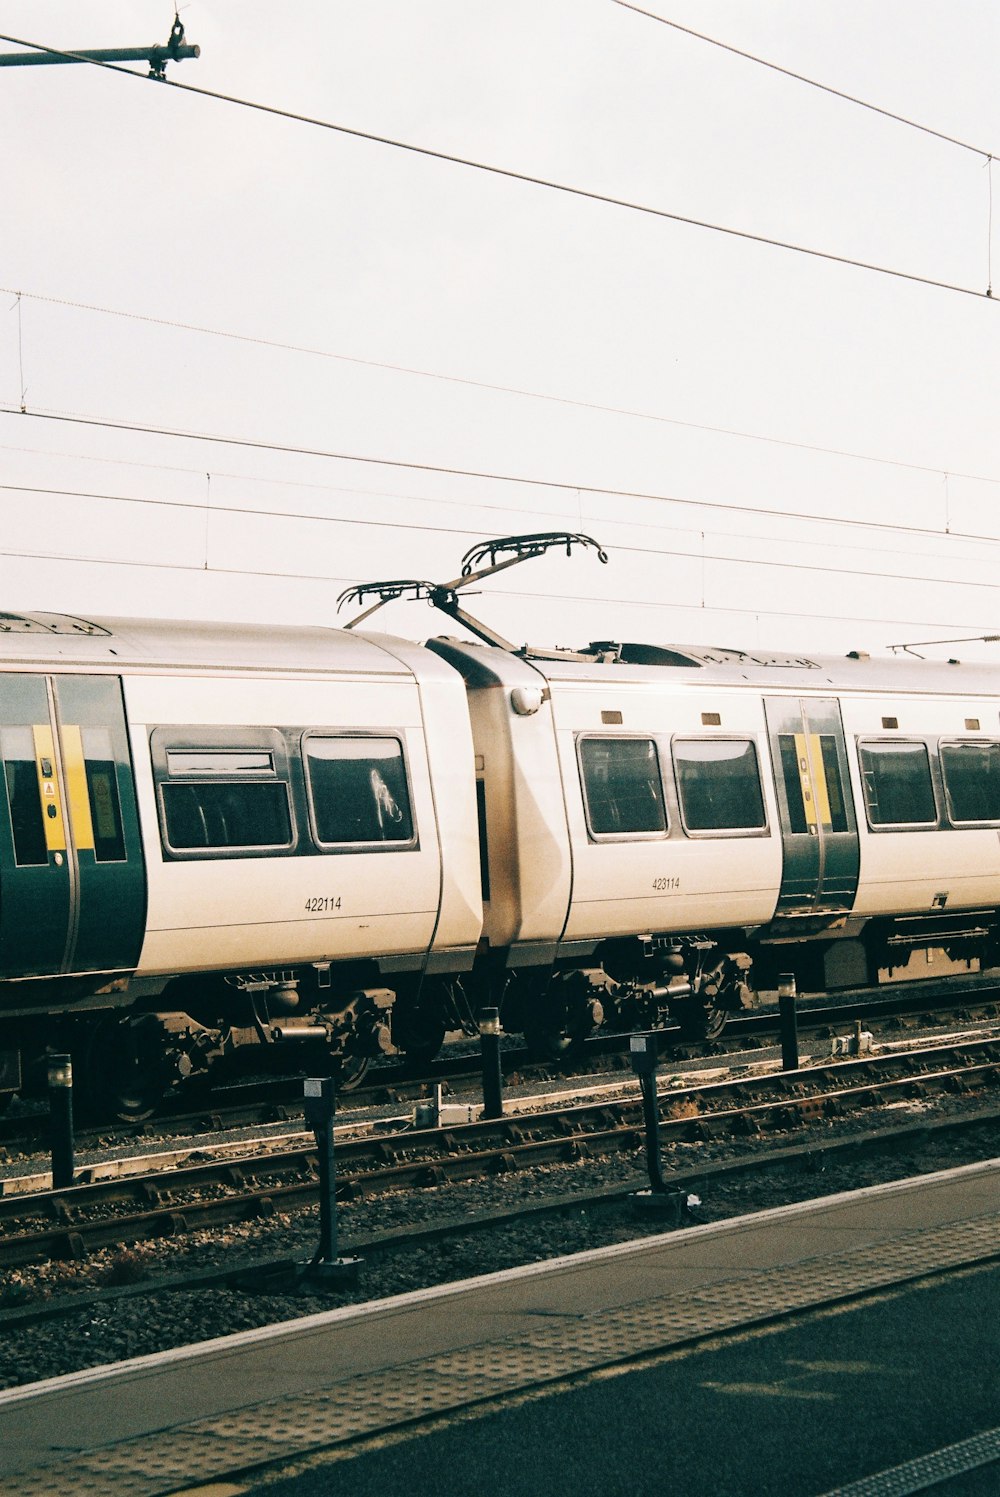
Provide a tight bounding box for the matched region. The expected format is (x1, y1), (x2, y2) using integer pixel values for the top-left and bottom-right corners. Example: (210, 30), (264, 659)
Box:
(2, 1092), (999, 1392)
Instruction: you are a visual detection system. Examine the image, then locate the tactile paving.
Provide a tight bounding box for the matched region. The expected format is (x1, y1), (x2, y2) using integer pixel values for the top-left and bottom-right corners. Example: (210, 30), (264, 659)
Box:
(819, 1424), (1000, 1495)
(2, 1204), (998, 1495)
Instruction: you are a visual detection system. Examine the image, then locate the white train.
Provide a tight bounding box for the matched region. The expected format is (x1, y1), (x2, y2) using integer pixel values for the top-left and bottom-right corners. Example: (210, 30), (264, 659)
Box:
(0, 548), (997, 1116)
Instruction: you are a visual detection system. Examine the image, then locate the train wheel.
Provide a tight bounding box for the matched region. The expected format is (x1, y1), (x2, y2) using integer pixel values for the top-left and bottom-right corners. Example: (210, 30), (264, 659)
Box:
(390, 985), (448, 1065)
(90, 1015), (170, 1122)
(676, 1001), (728, 1041)
(523, 1005), (587, 1061)
(335, 1052), (371, 1092)
(395, 1015), (447, 1065)
(524, 1023), (581, 1061)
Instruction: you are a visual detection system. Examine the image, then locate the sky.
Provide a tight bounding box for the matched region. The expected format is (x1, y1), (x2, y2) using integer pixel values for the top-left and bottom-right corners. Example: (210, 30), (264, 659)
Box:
(0, 1), (998, 660)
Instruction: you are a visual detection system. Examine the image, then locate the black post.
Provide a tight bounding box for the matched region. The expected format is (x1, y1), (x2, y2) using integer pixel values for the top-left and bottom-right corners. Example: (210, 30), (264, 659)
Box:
(301, 1076), (360, 1286)
(778, 973), (800, 1071)
(628, 1034), (684, 1221)
(629, 1034), (666, 1190)
(47, 1052), (75, 1190)
(479, 1006), (504, 1119)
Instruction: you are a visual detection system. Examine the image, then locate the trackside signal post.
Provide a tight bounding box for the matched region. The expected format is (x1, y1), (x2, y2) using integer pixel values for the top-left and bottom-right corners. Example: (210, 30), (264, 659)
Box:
(778, 973), (800, 1071)
(479, 1006), (504, 1118)
(48, 1052), (75, 1189)
(629, 1033), (685, 1222)
(301, 1076), (361, 1287)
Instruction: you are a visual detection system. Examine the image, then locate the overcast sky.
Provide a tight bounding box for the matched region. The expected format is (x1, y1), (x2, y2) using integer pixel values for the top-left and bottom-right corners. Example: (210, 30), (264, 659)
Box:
(1, 1), (998, 660)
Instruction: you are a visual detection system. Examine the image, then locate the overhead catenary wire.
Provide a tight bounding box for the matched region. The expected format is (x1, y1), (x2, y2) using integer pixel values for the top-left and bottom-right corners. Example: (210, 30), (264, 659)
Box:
(1, 535), (994, 642)
(4, 402), (1000, 549)
(5, 285), (1000, 488)
(3, 475), (999, 597)
(612, 2), (996, 161)
(7, 439), (999, 599)
(0, 32), (994, 303)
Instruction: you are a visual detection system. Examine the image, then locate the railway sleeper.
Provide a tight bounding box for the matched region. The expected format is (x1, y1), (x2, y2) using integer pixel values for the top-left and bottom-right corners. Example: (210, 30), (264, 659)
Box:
(154, 1211), (188, 1238)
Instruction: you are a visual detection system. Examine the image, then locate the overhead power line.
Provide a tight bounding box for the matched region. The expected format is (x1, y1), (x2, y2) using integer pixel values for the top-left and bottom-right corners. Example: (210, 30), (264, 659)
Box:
(7, 476), (1000, 588)
(612, 2), (996, 161)
(4, 401), (1000, 550)
(4, 478), (998, 599)
(1, 529), (994, 645)
(6, 285), (999, 487)
(0, 31), (994, 303)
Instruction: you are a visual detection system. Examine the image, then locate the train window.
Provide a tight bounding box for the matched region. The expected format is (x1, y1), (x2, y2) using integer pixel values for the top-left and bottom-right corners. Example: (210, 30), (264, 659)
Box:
(161, 781), (292, 850)
(858, 741), (937, 827)
(304, 736), (413, 846)
(166, 749), (274, 775)
(777, 733), (849, 834)
(152, 730), (294, 856)
(673, 738), (766, 833)
(578, 737), (666, 837)
(1, 727), (47, 866)
(82, 727), (126, 862)
(940, 741), (1000, 824)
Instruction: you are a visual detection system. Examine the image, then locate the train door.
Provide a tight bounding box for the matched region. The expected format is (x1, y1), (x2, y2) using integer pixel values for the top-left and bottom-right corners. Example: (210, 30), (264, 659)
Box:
(0, 674), (146, 979)
(764, 697), (859, 916)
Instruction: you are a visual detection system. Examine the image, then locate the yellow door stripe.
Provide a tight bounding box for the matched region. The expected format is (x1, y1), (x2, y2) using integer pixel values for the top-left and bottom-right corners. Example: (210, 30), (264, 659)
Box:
(793, 732), (816, 830)
(806, 733), (833, 828)
(32, 723), (66, 852)
(61, 724), (95, 852)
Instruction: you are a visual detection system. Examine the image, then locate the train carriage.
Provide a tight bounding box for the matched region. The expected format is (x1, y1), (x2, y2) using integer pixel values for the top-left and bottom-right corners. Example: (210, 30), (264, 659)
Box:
(431, 635), (1000, 1051)
(0, 613), (482, 1114)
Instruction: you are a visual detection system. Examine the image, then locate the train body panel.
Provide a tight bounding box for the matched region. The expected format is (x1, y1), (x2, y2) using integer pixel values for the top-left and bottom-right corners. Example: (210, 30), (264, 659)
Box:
(373, 638), (484, 964)
(467, 669), (574, 953)
(123, 669), (468, 975)
(551, 681), (782, 942)
(836, 690), (1000, 918)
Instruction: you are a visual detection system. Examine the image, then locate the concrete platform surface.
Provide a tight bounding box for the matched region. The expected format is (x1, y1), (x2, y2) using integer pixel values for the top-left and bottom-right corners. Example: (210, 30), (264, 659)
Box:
(0, 1159), (997, 1495)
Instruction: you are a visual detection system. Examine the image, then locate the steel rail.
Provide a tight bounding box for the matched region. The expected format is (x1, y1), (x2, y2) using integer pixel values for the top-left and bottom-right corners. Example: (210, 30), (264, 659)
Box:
(2, 1037), (1000, 1267)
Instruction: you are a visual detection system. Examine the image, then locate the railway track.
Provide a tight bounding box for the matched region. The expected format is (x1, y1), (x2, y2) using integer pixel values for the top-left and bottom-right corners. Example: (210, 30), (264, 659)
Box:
(3, 1032), (1000, 1269)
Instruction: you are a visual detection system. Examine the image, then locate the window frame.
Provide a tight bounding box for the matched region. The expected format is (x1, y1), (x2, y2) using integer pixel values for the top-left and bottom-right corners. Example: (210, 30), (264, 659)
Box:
(576, 732), (669, 842)
(301, 730), (418, 853)
(671, 734), (770, 839)
(150, 726), (296, 860)
(856, 736), (939, 832)
(938, 737), (1000, 827)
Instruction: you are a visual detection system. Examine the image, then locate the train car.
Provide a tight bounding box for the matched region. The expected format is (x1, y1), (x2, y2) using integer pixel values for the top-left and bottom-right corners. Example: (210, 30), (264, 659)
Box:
(429, 636), (1000, 1053)
(0, 612), (482, 1116)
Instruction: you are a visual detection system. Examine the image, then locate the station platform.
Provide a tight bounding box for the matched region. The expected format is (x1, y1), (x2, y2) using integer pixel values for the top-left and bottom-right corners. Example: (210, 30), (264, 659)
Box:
(1, 1160), (999, 1496)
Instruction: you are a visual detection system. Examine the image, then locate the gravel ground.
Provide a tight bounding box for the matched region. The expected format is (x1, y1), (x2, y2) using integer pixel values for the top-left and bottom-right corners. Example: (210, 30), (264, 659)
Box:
(2, 1088), (999, 1392)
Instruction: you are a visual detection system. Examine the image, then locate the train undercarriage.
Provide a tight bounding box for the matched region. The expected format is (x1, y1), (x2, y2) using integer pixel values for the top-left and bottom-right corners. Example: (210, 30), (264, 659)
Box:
(2, 907), (998, 1121)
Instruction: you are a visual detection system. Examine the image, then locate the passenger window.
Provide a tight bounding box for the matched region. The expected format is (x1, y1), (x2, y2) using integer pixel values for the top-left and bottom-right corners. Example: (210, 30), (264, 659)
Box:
(1, 727), (47, 866)
(155, 739), (294, 854)
(940, 741), (1000, 824)
(858, 741), (937, 827)
(674, 739), (766, 833)
(304, 737), (413, 845)
(82, 727), (126, 862)
(579, 737), (666, 836)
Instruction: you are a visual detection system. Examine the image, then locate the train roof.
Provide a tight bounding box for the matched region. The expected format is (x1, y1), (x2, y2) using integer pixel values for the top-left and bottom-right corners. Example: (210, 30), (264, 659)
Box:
(4, 612), (1000, 698)
(0, 612), (417, 676)
(430, 636), (1000, 699)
